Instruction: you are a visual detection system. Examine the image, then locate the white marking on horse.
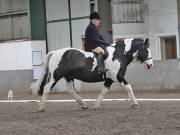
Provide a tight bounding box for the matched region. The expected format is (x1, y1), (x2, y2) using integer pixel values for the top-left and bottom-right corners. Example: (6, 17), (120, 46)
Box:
(124, 38), (133, 52)
(105, 47), (121, 81)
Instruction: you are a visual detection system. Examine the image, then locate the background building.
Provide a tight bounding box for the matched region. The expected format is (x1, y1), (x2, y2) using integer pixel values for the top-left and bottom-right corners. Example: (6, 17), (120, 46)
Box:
(0, 0), (180, 95)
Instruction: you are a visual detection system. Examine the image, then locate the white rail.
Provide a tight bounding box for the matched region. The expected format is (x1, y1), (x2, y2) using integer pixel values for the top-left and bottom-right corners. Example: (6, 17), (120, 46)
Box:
(1, 98), (180, 103)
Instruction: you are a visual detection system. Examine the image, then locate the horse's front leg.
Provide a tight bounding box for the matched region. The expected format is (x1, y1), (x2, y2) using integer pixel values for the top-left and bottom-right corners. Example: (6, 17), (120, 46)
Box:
(94, 79), (113, 109)
(124, 84), (138, 108)
(119, 78), (139, 109)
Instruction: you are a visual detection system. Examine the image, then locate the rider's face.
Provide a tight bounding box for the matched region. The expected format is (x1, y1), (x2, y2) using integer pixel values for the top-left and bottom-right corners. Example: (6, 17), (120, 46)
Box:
(92, 19), (101, 27)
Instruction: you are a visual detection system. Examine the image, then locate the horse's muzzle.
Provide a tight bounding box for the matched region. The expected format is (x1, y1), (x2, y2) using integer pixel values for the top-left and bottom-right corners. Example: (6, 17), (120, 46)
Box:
(144, 59), (153, 69)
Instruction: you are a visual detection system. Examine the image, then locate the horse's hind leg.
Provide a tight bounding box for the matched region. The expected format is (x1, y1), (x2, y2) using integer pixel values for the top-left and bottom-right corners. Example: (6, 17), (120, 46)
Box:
(67, 81), (88, 109)
(39, 79), (55, 112)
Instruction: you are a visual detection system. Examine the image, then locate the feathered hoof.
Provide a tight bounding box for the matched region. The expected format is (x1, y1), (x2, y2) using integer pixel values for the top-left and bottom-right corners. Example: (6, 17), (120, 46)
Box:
(80, 105), (89, 110)
(131, 104), (139, 109)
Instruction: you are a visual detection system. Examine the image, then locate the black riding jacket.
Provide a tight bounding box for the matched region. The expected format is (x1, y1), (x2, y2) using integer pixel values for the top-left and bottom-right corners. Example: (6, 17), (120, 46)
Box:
(84, 22), (109, 52)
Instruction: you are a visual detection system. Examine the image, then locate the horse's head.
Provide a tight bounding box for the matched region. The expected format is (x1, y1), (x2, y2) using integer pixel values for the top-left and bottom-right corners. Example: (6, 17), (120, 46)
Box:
(117, 38), (153, 69)
(132, 38), (153, 69)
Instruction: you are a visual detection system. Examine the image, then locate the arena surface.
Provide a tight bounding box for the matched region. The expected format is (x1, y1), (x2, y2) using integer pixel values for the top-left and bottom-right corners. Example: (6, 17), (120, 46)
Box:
(1, 91), (180, 135)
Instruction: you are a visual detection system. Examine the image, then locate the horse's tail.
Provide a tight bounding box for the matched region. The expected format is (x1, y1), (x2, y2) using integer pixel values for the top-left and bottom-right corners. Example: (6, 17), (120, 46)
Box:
(31, 52), (53, 96)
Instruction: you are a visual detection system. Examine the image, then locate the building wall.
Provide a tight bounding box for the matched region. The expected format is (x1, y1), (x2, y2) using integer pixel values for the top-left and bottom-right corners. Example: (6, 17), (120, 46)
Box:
(31, 40), (46, 79)
(98, 0), (112, 43)
(29, 0), (46, 40)
(0, 70), (33, 96)
(0, 40), (46, 96)
(178, 0), (180, 56)
(71, 19), (89, 49)
(45, 0), (70, 50)
(0, 41), (33, 96)
(113, 23), (145, 39)
(0, 0), (29, 41)
(146, 0), (179, 60)
(125, 59), (180, 91)
(47, 21), (71, 50)
(0, 41), (33, 71)
(45, 0), (90, 51)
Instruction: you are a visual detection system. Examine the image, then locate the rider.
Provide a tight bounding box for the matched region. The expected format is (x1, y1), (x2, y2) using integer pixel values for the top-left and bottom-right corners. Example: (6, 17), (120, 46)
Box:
(84, 12), (110, 74)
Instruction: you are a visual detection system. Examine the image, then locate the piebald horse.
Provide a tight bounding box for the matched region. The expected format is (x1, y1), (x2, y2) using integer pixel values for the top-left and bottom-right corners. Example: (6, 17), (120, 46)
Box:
(32, 38), (153, 112)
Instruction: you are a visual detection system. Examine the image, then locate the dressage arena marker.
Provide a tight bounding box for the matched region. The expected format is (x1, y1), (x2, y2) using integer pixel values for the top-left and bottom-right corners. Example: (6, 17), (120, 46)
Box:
(1, 99), (180, 103)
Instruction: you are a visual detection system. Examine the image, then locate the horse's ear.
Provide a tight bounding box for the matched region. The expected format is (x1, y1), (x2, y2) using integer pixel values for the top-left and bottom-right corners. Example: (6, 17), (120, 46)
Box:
(115, 39), (125, 50)
(144, 38), (149, 47)
(145, 38), (149, 44)
(115, 38), (125, 45)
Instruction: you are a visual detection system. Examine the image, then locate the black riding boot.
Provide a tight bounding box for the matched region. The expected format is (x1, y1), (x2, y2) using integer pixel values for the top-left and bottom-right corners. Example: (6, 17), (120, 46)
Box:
(97, 53), (105, 74)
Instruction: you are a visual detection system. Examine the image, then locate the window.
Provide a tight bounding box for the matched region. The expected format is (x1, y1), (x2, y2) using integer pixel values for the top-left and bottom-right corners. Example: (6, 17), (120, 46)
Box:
(160, 36), (177, 60)
(111, 0), (144, 23)
(90, 0), (95, 13)
(90, 0), (98, 13)
(0, 0), (29, 42)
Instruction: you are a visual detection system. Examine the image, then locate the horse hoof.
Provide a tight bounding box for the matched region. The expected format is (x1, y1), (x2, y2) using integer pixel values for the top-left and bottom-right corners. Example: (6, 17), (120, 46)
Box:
(80, 106), (88, 110)
(132, 104), (139, 109)
(38, 108), (45, 112)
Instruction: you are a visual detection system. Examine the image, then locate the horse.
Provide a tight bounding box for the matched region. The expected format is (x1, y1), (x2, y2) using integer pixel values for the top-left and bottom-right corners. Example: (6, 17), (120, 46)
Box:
(32, 38), (153, 112)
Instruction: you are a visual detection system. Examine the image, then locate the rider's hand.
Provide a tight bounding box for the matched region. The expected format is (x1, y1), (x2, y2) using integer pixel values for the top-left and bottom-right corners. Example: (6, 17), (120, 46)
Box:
(92, 47), (105, 54)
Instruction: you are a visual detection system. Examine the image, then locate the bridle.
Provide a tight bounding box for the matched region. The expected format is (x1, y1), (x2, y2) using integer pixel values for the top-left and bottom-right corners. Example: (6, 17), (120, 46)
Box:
(140, 42), (153, 63)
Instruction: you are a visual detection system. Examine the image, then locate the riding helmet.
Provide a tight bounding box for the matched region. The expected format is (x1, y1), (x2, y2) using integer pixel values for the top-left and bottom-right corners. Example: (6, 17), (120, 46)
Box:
(89, 12), (101, 20)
